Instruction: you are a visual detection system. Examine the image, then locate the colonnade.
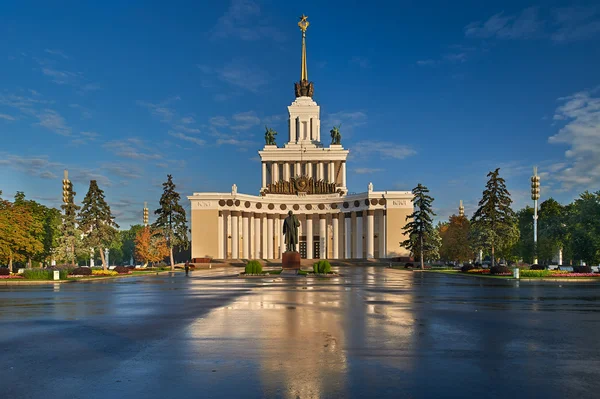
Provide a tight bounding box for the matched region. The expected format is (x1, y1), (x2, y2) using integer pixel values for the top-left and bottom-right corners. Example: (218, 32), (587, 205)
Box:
(218, 209), (386, 260)
(262, 161), (346, 187)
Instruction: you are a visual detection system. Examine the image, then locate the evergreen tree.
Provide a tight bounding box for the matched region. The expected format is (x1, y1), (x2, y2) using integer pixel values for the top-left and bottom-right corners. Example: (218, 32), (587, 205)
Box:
(153, 175), (188, 271)
(470, 168), (519, 267)
(401, 183), (438, 269)
(56, 179), (82, 266)
(78, 180), (119, 270)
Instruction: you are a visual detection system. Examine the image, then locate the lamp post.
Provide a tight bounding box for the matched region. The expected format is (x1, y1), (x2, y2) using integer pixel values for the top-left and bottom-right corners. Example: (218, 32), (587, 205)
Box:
(531, 167), (540, 264)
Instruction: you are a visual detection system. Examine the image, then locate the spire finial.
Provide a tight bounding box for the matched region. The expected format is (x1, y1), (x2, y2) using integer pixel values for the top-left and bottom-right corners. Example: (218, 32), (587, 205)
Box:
(298, 14), (309, 81)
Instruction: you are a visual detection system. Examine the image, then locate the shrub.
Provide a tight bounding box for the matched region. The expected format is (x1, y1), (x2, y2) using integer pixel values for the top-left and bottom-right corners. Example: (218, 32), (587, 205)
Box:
(245, 260), (262, 274)
(52, 264), (77, 271)
(461, 264), (474, 272)
(114, 266), (131, 274)
(92, 270), (118, 276)
(70, 267), (92, 276)
(573, 265), (592, 273)
(0, 268), (10, 276)
(404, 262), (414, 269)
(474, 262), (481, 267)
(521, 270), (551, 277)
(313, 260), (331, 274)
(23, 269), (67, 280)
(530, 264), (545, 270)
(490, 265), (511, 275)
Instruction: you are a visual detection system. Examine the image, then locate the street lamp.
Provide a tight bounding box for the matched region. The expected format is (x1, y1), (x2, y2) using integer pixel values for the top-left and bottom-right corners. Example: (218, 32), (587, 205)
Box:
(531, 167), (540, 264)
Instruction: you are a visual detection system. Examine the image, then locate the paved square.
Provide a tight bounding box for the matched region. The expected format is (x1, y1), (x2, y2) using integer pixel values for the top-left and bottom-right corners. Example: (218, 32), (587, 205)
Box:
(1, 267), (599, 398)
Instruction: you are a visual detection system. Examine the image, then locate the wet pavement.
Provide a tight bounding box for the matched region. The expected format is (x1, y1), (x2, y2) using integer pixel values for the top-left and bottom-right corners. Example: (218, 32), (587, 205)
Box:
(1, 267), (600, 399)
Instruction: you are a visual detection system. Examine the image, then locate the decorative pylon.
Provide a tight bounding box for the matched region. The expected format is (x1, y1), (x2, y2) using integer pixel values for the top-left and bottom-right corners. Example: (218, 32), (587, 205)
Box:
(531, 167), (541, 264)
(143, 201), (148, 226)
(459, 200), (464, 217)
(62, 169), (70, 204)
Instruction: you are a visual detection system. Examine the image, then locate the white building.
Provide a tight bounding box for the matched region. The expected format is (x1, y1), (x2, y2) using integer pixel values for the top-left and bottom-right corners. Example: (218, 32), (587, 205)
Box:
(188, 16), (412, 260)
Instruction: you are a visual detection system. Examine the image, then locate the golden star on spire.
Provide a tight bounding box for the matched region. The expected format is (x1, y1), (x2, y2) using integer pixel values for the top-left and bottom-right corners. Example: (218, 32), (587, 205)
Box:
(298, 14), (309, 32)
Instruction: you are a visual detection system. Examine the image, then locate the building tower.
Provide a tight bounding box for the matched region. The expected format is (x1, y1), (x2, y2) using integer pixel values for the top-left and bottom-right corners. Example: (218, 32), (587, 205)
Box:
(458, 200), (464, 217)
(143, 202), (149, 226)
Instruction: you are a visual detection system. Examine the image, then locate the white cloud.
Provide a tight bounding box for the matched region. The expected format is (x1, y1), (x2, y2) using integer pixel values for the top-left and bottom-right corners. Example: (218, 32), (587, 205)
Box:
(352, 141), (416, 160)
(324, 111), (367, 130)
(0, 113), (15, 121)
(102, 164), (142, 179)
(136, 97), (180, 122)
(552, 6), (600, 42)
(197, 61), (268, 92)
(465, 7), (542, 39)
(180, 116), (195, 124)
(210, 116), (229, 127)
(211, 0), (285, 42)
(231, 111), (260, 130)
(416, 59), (437, 66)
(547, 87), (600, 190)
(0, 153), (63, 180)
(35, 109), (71, 136)
(103, 138), (161, 160)
(353, 168), (384, 174)
(169, 131), (206, 146)
(44, 49), (69, 59)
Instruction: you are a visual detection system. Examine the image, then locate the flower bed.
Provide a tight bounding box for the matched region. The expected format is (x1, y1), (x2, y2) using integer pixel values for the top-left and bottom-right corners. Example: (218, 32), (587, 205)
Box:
(92, 270), (118, 276)
(521, 270), (600, 278)
(0, 275), (24, 279)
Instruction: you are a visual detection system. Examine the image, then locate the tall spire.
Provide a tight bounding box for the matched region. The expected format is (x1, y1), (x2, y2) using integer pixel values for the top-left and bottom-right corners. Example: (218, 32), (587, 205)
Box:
(298, 14), (309, 81)
(294, 15), (314, 98)
(459, 200), (464, 217)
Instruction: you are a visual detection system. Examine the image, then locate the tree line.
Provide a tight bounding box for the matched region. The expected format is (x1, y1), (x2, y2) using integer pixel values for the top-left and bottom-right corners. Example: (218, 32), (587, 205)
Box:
(0, 174), (188, 271)
(402, 168), (600, 268)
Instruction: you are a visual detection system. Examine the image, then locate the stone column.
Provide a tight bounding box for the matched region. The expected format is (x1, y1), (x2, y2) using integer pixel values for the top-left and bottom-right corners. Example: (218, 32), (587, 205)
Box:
(242, 212), (250, 259)
(332, 213), (339, 259)
(289, 117), (295, 142)
(280, 214), (286, 257)
(354, 212), (363, 259)
(282, 162), (290, 181)
(262, 214), (268, 259)
(342, 162), (347, 188)
(295, 162), (301, 177)
(218, 211), (224, 259)
(272, 162), (278, 183)
(224, 211), (230, 258)
(366, 210), (375, 259)
(306, 214), (313, 259)
(319, 214), (327, 259)
(329, 161), (334, 182)
(231, 211), (240, 259)
(378, 210), (386, 259)
(262, 163), (267, 188)
(254, 214), (261, 259)
(306, 162), (312, 178)
(345, 213), (352, 259)
(267, 215), (274, 259)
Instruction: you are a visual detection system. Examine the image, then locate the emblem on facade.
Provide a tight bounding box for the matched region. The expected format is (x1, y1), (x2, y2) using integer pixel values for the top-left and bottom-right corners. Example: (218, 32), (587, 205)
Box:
(261, 176), (338, 196)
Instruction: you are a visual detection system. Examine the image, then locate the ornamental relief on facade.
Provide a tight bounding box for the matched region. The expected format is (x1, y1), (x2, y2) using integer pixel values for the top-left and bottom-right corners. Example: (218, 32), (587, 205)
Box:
(260, 176), (340, 196)
(194, 201), (213, 209)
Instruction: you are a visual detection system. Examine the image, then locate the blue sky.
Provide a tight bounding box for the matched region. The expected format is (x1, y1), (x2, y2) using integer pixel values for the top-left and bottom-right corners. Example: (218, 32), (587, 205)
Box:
(1, 0), (599, 227)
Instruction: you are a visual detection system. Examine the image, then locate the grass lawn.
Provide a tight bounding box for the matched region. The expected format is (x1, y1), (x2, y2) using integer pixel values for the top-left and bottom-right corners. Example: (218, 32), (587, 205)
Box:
(266, 269), (283, 275)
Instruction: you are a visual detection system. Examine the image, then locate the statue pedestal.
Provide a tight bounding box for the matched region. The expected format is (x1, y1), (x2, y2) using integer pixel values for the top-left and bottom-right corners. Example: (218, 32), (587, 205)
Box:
(282, 251), (301, 269)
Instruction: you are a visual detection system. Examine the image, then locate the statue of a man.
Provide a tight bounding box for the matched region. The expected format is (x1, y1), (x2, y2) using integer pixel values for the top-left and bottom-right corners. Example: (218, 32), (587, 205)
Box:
(283, 210), (300, 252)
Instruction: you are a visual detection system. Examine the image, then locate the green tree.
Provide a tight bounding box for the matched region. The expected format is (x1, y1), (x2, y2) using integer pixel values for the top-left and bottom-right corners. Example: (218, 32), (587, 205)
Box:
(567, 191), (600, 265)
(470, 168), (519, 267)
(43, 207), (62, 265)
(120, 225), (144, 265)
(0, 194), (42, 269)
(401, 183), (438, 269)
(538, 198), (568, 264)
(440, 215), (472, 263)
(513, 207), (535, 264)
(78, 180), (119, 270)
(153, 175), (188, 271)
(13, 192), (53, 267)
(56, 179), (82, 266)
